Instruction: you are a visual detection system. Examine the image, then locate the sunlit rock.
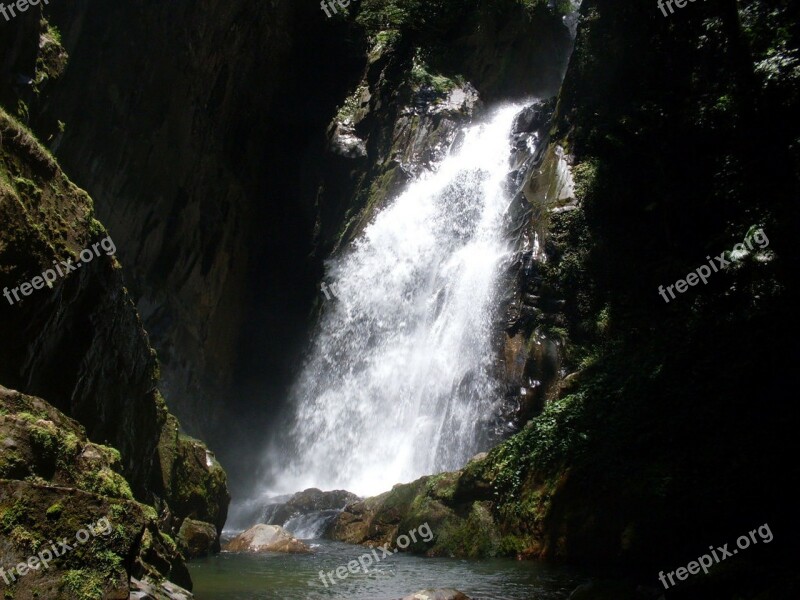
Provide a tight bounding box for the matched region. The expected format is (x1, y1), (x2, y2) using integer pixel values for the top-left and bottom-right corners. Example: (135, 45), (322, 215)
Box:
(225, 524), (312, 554)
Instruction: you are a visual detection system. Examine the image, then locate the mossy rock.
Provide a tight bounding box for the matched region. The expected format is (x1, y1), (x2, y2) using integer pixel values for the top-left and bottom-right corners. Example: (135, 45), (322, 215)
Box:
(0, 481), (147, 599)
(0, 388), (193, 596)
(0, 386), (132, 500)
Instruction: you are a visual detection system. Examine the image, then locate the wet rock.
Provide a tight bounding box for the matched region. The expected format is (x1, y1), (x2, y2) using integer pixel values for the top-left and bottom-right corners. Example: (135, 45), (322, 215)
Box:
(331, 124), (368, 159)
(284, 487), (359, 514)
(262, 487), (359, 533)
(512, 99), (556, 135)
(400, 590), (471, 600)
(178, 518), (218, 559)
(226, 524), (312, 554)
(130, 577), (194, 600)
(468, 452), (488, 464)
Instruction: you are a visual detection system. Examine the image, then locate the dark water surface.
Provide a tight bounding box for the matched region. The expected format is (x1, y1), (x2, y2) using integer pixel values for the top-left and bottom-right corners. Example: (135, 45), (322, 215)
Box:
(188, 539), (585, 600)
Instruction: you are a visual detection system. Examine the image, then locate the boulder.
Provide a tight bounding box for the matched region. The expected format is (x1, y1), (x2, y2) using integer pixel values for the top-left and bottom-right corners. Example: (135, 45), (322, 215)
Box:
(178, 519), (218, 559)
(400, 591), (471, 600)
(265, 487), (359, 526)
(130, 577), (194, 600)
(225, 524), (312, 554)
(0, 388), (193, 595)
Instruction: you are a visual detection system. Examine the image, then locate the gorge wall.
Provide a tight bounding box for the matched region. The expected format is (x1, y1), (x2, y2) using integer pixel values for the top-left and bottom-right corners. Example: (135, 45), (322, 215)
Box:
(1, 8), (229, 597)
(326, 2), (799, 598)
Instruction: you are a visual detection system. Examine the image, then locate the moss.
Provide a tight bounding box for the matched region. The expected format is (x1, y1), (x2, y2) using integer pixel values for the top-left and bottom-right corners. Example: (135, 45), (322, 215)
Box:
(160, 532), (177, 553)
(409, 51), (463, 96)
(497, 534), (529, 556)
(1, 501), (30, 533)
(336, 82), (369, 125)
(58, 432), (81, 464)
(9, 524), (44, 555)
(425, 472), (459, 502)
(78, 467), (134, 500)
(33, 21), (68, 93)
(434, 502), (500, 558)
(46, 502), (64, 520)
(28, 420), (60, 459)
(61, 570), (104, 600)
(139, 503), (159, 522)
(571, 159), (599, 202)
(0, 450), (25, 477)
(94, 550), (124, 577)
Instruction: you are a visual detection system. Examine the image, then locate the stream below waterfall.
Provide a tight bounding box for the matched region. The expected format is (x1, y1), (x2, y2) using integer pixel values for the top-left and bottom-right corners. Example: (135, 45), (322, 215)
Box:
(188, 538), (585, 600)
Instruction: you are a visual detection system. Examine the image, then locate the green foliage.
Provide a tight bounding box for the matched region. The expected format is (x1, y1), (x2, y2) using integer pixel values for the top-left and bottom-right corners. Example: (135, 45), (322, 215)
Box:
(79, 467), (134, 500)
(46, 23), (63, 45)
(61, 570), (104, 600)
(1, 501), (30, 533)
(435, 502), (499, 558)
(497, 534), (529, 556)
(16, 99), (30, 123)
(357, 0), (411, 33)
(0, 449), (25, 478)
(355, 0), (566, 38)
(46, 502), (64, 520)
(409, 50), (463, 95)
(336, 82), (368, 124)
(521, 0), (570, 14)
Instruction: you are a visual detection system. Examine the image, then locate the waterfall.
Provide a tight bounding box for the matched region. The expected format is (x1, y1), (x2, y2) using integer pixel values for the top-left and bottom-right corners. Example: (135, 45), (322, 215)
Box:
(273, 105), (527, 497)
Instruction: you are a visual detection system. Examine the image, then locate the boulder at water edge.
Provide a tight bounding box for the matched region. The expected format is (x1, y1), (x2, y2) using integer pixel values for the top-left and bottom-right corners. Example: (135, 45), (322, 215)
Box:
(178, 518), (219, 558)
(225, 524), (312, 554)
(400, 591), (471, 600)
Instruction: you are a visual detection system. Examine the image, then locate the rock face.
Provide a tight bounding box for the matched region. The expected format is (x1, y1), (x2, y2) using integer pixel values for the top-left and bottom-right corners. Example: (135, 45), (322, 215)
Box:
(157, 419), (230, 546)
(177, 519), (219, 559)
(261, 488), (359, 529)
(0, 103), (228, 585)
(225, 525), (312, 554)
(0, 387), (192, 598)
(0, 386), (133, 501)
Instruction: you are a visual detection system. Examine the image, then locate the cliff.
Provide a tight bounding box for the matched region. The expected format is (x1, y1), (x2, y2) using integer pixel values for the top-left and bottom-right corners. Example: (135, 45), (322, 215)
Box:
(0, 57), (228, 596)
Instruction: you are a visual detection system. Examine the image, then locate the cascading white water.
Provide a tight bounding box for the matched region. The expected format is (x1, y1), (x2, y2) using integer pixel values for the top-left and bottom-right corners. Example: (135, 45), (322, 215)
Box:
(274, 105), (525, 497)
